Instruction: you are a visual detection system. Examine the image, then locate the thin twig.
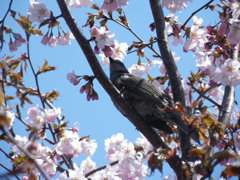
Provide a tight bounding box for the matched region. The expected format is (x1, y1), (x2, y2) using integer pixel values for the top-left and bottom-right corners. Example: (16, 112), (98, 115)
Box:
(0, 163), (21, 180)
(196, 83), (221, 102)
(15, 115), (27, 126)
(25, 34), (45, 109)
(85, 161), (118, 177)
(191, 84), (221, 108)
(0, 0), (14, 50)
(25, 34), (58, 145)
(0, 148), (14, 160)
(127, 40), (158, 54)
(1, 127), (50, 180)
(109, 18), (162, 58)
(181, 0), (215, 29)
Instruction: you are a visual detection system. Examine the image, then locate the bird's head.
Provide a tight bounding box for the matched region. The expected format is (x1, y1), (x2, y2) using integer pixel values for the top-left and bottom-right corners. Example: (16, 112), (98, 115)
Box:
(109, 58), (129, 77)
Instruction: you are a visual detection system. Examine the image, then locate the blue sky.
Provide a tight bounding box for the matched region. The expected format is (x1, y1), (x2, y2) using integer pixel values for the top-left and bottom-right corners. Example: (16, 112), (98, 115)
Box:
(1, 0), (239, 179)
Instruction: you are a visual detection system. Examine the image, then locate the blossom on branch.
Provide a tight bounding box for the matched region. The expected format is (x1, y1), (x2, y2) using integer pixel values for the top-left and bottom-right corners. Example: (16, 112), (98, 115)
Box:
(161, 0), (193, 13)
(67, 70), (80, 85)
(9, 33), (27, 52)
(28, 0), (50, 23)
(101, 0), (129, 11)
(65, 0), (92, 8)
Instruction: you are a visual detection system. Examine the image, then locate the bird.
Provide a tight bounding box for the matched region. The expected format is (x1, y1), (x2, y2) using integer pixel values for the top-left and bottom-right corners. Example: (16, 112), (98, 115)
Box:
(109, 57), (199, 143)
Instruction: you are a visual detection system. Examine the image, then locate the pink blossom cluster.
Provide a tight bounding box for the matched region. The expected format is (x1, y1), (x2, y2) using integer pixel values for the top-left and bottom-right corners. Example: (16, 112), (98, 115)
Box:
(12, 135), (57, 177)
(27, 106), (61, 131)
(80, 83), (99, 101)
(161, 0), (193, 13)
(66, 71), (99, 101)
(101, 0), (129, 11)
(90, 26), (128, 60)
(27, 0), (50, 23)
(183, 16), (208, 53)
(128, 60), (159, 76)
(184, 12), (240, 87)
(218, 2), (240, 45)
(54, 130), (97, 158)
(56, 133), (152, 179)
(8, 33), (27, 52)
(65, 0), (92, 8)
(41, 32), (74, 47)
(104, 133), (150, 179)
(165, 14), (183, 46)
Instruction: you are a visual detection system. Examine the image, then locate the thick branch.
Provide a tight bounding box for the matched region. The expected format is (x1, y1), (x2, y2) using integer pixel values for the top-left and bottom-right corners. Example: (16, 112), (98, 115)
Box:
(149, 0), (185, 105)
(149, 1), (195, 177)
(218, 46), (238, 123)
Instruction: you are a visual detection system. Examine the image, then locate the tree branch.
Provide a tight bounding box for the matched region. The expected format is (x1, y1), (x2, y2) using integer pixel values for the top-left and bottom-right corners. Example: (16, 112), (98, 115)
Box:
(149, 0), (194, 165)
(190, 83), (221, 108)
(85, 160), (118, 178)
(181, 0), (215, 29)
(149, 0), (185, 105)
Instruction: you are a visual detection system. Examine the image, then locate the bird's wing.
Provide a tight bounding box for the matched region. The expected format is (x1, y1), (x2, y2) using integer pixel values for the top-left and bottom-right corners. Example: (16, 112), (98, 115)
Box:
(117, 74), (173, 107)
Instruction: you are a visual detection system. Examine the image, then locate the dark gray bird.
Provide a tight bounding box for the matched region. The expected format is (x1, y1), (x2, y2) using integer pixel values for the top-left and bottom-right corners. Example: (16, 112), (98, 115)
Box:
(109, 58), (199, 143)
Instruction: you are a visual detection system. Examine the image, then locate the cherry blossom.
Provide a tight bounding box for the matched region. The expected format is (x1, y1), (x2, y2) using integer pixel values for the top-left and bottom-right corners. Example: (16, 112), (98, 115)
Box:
(54, 130), (83, 157)
(48, 35), (59, 47)
(101, 0), (129, 11)
(128, 60), (160, 76)
(80, 157), (96, 174)
(55, 130), (97, 158)
(27, 106), (45, 130)
(43, 108), (61, 123)
(212, 58), (240, 86)
(12, 135), (28, 156)
(12, 138), (57, 177)
(80, 84), (99, 101)
(165, 14), (183, 46)
(227, 21), (240, 45)
(57, 32), (75, 46)
(128, 62), (154, 76)
(111, 40), (128, 60)
(8, 33), (27, 52)
(28, 0), (50, 22)
(58, 163), (87, 180)
(41, 34), (50, 45)
(65, 0), (92, 8)
(99, 54), (111, 66)
(183, 16), (208, 52)
(80, 139), (97, 156)
(67, 70), (80, 85)
(161, 0), (193, 13)
(95, 27), (115, 49)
